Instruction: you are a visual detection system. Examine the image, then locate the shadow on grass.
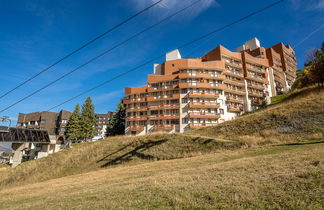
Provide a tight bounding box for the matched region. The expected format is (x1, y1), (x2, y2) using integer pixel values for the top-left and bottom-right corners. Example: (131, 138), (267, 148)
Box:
(99, 139), (168, 168)
(277, 139), (324, 146)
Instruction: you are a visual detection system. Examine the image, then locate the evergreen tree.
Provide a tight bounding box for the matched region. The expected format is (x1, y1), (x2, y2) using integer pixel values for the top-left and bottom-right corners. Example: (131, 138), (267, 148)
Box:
(106, 102), (125, 136)
(66, 104), (81, 142)
(80, 97), (96, 141)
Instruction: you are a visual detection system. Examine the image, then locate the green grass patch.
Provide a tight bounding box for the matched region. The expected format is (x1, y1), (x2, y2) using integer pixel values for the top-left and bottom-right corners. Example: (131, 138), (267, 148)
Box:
(271, 92), (291, 104)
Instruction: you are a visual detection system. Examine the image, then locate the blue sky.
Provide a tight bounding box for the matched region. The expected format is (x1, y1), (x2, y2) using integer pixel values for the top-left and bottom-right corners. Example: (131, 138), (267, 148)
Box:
(0, 0), (323, 126)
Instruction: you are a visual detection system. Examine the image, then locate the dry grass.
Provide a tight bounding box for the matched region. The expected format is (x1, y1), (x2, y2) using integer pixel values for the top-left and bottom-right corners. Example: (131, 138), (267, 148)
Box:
(0, 133), (241, 189)
(0, 86), (323, 209)
(0, 140), (323, 209)
(191, 87), (324, 143)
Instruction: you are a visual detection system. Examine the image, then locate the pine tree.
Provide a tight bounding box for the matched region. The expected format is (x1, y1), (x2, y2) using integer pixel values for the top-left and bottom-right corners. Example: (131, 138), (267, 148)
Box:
(106, 102), (125, 136)
(80, 97), (96, 141)
(66, 104), (81, 142)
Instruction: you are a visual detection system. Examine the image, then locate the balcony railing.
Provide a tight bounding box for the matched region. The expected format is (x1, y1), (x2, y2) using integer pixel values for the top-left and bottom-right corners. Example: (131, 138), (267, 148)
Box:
(251, 99), (265, 106)
(179, 83), (226, 90)
(248, 91), (264, 98)
(248, 83), (264, 90)
(153, 124), (174, 130)
(226, 96), (244, 104)
(126, 116), (148, 121)
(148, 104), (180, 110)
(188, 102), (220, 109)
(146, 94), (180, 102)
(189, 113), (221, 119)
(188, 93), (219, 98)
(128, 125), (145, 131)
(224, 79), (245, 87)
(246, 75), (265, 83)
(147, 85), (179, 92)
(224, 88), (246, 96)
(223, 71), (244, 78)
(246, 65), (265, 74)
(227, 106), (243, 112)
(148, 114), (179, 120)
(189, 123), (218, 128)
(126, 106), (148, 111)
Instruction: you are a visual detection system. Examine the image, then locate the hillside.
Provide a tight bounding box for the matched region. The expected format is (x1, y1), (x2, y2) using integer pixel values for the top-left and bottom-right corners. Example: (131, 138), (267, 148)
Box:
(191, 87), (324, 144)
(0, 87), (323, 208)
(0, 134), (242, 188)
(0, 139), (323, 209)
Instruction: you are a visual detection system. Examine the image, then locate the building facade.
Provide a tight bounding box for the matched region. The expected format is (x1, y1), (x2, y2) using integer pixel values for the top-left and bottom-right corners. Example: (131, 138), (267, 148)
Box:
(95, 112), (114, 138)
(17, 110), (72, 141)
(123, 38), (297, 135)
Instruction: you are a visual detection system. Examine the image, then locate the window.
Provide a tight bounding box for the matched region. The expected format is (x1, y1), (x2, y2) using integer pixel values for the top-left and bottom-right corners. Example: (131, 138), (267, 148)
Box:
(219, 109), (224, 114)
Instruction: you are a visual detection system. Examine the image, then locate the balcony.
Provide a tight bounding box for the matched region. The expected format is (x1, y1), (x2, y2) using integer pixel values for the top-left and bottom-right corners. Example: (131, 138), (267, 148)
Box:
(251, 99), (265, 106)
(148, 114), (179, 120)
(146, 94), (180, 102)
(248, 83), (265, 90)
(123, 98), (132, 104)
(126, 106), (148, 112)
(189, 113), (221, 119)
(225, 61), (242, 68)
(248, 91), (264, 98)
(246, 75), (265, 83)
(147, 85), (179, 92)
(224, 88), (246, 96)
(188, 93), (219, 99)
(188, 102), (220, 109)
(128, 125), (145, 131)
(223, 70), (244, 79)
(179, 72), (211, 79)
(224, 79), (245, 87)
(123, 97), (148, 104)
(226, 96), (244, 104)
(285, 70), (297, 78)
(216, 74), (226, 80)
(148, 104), (180, 110)
(126, 116), (148, 121)
(189, 123), (218, 128)
(246, 66), (265, 74)
(227, 106), (242, 112)
(153, 124), (174, 130)
(179, 83), (226, 90)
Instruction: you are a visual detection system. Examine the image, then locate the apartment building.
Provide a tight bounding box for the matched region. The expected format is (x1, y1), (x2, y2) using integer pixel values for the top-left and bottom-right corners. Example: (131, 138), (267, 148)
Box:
(123, 38), (297, 135)
(95, 112), (114, 138)
(17, 110), (72, 141)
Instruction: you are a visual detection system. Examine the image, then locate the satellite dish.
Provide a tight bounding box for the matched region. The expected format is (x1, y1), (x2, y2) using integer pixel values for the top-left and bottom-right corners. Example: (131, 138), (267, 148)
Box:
(0, 116), (11, 133)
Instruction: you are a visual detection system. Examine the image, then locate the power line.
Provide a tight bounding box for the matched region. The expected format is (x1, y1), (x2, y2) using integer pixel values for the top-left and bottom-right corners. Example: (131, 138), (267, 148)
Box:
(0, 0), (203, 114)
(47, 0), (284, 111)
(293, 24), (324, 48)
(0, 0), (164, 100)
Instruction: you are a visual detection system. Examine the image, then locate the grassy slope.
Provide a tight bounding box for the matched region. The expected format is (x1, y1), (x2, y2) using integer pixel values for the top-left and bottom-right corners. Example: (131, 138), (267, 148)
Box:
(0, 87), (323, 208)
(192, 87), (324, 141)
(0, 140), (323, 209)
(0, 134), (241, 188)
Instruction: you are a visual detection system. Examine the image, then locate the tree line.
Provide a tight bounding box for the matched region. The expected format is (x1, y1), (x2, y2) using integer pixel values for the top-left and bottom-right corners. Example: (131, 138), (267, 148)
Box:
(293, 42), (324, 89)
(65, 97), (125, 142)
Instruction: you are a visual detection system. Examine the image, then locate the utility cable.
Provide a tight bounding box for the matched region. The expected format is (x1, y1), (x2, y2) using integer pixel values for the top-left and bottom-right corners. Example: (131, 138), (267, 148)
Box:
(0, 0), (202, 114)
(47, 0), (284, 111)
(0, 0), (164, 100)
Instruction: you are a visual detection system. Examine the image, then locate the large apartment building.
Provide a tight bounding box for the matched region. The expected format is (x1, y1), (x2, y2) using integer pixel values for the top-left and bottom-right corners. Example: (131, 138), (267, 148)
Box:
(17, 110), (72, 141)
(123, 38), (297, 135)
(95, 112), (114, 138)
